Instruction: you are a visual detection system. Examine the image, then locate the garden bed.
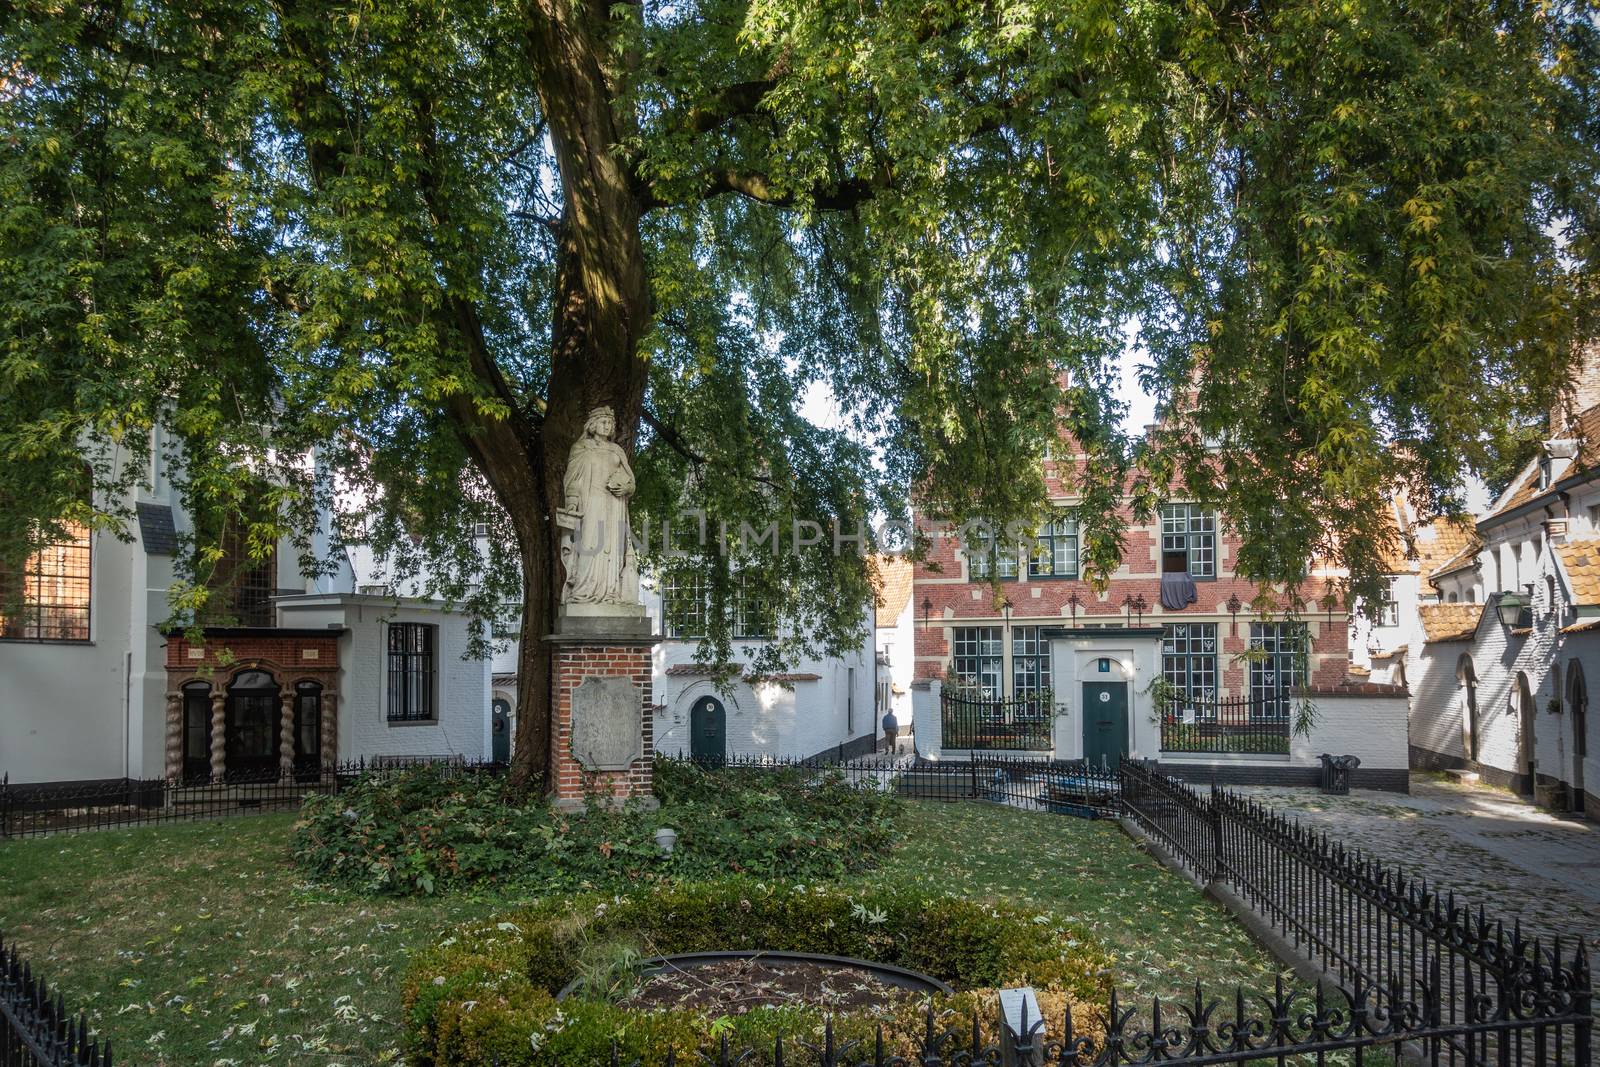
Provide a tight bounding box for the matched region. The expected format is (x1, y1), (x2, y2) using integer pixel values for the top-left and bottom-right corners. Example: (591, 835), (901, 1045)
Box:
(404, 881), (1113, 1066)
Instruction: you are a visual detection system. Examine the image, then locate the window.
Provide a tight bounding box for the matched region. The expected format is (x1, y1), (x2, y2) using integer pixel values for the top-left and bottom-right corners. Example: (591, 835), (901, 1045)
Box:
(847, 666), (856, 732)
(661, 570), (710, 638)
(1376, 577), (1400, 627)
(1011, 626), (1053, 696)
(1027, 517), (1079, 579)
(1249, 622), (1307, 719)
(1162, 623), (1218, 709)
(967, 530), (1018, 580)
(0, 522), (92, 642)
(1160, 505), (1217, 578)
(205, 522), (276, 627)
(662, 569), (772, 638)
(952, 626), (1003, 696)
(734, 584), (774, 638)
(387, 623), (435, 721)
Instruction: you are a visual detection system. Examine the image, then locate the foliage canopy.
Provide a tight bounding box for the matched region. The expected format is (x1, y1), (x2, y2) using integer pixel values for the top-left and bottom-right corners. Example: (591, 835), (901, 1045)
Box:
(3, 0), (1596, 775)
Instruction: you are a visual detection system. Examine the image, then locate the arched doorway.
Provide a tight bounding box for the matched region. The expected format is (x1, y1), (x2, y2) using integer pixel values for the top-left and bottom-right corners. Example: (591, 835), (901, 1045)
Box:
(1516, 671), (1537, 795)
(181, 681), (213, 783)
(689, 696), (726, 763)
(1569, 663), (1588, 812)
(1457, 656), (1478, 762)
(226, 669), (281, 781)
(491, 698), (512, 764)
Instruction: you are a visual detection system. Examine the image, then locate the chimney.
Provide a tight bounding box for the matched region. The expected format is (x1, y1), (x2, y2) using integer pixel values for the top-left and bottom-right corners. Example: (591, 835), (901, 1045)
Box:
(1551, 342), (1600, 433)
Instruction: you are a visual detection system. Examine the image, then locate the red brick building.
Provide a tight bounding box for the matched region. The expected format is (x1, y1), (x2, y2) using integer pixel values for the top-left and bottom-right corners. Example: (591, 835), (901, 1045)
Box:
(911, 451), (1355, 768)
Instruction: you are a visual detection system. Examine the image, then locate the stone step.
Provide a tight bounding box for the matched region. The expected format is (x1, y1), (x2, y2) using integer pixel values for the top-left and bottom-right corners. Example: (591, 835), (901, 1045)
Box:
(1445, 768), (1481, 785)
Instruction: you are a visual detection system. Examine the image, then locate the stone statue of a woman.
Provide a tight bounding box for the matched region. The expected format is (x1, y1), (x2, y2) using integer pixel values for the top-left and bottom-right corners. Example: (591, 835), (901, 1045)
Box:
(558, 406), (640, 607)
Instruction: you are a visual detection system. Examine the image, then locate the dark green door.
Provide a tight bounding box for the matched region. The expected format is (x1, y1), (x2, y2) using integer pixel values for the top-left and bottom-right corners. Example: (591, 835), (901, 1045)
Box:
(1081, 682), (1129, 769)
(491, 699), (512, 763)
(690, 697), (726, 763)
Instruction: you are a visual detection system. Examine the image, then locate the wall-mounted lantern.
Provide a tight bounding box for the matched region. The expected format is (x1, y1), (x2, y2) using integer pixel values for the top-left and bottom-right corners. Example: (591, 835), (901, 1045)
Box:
(1495, 586), (1531, 629)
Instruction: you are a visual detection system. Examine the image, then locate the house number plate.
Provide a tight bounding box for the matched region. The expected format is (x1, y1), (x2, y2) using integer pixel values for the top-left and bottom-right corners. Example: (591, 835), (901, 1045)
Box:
(1098, 691), (1110, 703)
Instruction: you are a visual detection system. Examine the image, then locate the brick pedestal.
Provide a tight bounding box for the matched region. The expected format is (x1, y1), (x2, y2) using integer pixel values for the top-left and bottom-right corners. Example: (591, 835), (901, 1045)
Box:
(548, 630), (660, 811)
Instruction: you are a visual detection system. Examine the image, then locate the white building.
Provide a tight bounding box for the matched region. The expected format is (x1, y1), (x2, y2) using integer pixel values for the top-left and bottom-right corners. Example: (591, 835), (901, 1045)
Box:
(0, 447), (493, 786)
(490, 569), (879, 764)
(873, 555), (915, 751)
(1406, 370), (1600, 816)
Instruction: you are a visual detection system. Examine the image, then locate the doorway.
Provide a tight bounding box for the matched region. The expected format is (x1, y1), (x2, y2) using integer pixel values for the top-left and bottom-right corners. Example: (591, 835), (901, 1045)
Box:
(1517, 672), (1536, 795)
(181, 682), (213, 783)
(1081, 681), (1129, 769)
(293, 681), (323, 781)
(1570, 664), (1587, 812)
(225, 669), (280, 781)
(492, 698), (512, 764)
(689, 696), (726, 763)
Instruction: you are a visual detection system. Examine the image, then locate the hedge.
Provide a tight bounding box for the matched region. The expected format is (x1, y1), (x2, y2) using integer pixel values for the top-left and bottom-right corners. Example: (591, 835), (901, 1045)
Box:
(404, 880), (1114, 1066)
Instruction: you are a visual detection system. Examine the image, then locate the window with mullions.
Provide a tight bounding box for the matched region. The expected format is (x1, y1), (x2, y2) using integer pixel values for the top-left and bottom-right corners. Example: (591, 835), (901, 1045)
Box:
(661, 570), (711, 638)
(1011, 626), (1053, 696)
(1375, 577), (1400, 627)
(0, 522), (92, 642)
(387, 623), (435, 722)
(1249, 622), (1307, 719)
(734, 584), (775, 638)
(1160, 504), (1217, 578)
(966, 530), (1019, 581)
(1027, 517), (1079, 579)
(1162, 623), (1217, 713)
(952, 626), (1003, 696)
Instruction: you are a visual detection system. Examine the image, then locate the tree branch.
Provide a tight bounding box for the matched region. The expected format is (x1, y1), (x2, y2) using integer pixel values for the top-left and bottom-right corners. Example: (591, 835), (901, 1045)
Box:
(641, 409), (778, 487)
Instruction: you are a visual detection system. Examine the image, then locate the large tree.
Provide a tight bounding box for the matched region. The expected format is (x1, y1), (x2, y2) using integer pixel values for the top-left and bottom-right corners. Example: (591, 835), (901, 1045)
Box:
(3, 0), (1596, 787)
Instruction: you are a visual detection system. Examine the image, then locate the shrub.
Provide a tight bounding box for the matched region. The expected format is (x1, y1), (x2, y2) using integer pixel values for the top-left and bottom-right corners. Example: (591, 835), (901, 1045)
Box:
(404, 880), (1114, 1067)
(290, 761), (900, 895)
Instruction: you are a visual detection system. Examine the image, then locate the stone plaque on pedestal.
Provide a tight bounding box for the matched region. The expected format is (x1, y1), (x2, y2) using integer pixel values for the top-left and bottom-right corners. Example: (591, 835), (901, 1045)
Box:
(571, 677), (644, 770)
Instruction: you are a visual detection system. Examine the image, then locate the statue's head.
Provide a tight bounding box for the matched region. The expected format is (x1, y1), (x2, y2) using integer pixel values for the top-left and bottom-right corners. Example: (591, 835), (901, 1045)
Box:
(583, 406), (615, 440)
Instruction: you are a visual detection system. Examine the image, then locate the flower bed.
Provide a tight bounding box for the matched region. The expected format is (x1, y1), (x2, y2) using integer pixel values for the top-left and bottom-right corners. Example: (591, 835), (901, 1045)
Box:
(404, 881), (1112, 1066)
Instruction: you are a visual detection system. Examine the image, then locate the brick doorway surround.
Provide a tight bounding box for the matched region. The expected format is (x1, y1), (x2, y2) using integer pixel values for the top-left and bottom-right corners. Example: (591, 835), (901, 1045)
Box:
(162, 628), (342, 780)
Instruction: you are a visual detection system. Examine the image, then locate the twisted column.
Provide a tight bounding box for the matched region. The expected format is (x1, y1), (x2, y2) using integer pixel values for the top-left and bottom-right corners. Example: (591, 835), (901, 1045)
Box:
(209, 692), (226, 781)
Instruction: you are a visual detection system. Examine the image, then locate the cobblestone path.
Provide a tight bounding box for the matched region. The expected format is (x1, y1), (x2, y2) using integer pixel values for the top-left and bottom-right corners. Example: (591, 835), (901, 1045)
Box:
(1235, 775), (1600, 955)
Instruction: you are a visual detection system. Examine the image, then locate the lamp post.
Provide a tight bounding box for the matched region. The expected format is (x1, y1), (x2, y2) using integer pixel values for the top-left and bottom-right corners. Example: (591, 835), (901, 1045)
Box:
(1226, 593), (1242, 636)
(1000, 596), (1013, 697)
(1131, 593), (1147, 625)
(1067, 591), (1081, 626)
(921, 596), (932, 629)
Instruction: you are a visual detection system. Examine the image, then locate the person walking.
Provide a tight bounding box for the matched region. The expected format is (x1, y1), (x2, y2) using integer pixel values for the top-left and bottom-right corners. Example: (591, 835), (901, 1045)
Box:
(881, 709), (899, 753)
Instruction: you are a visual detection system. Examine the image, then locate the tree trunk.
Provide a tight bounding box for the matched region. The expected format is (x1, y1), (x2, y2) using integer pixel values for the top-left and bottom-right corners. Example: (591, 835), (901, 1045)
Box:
(501, 0), (653, 793)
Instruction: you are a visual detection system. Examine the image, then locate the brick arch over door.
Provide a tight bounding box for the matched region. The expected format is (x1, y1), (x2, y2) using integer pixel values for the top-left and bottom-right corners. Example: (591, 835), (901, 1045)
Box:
(163, 656), (340, 779)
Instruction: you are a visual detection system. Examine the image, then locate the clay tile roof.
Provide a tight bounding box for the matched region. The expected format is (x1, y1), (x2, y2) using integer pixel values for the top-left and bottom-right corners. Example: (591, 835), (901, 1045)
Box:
(1418, 603), (1484, 643)
(1428, 536), (1484, 582)
(872, 555), (915, 628)
(1485, 403), (1600, 522)
(1561, 617), (1600, 634)
(1554, 537), (1600, 607)
(1347, 664), (1371, 677)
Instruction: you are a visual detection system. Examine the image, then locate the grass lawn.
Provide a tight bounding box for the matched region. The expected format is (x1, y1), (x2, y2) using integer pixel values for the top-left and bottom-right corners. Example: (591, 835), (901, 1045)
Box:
(0, 801), (1283, 1066)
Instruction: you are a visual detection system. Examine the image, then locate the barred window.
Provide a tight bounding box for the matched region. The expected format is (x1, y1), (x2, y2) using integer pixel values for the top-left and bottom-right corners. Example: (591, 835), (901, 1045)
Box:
(1027, 517), (1078, 579)
(0, 523), (92, 642)
(951, 626), (1003, 697)
(1160, 505), (1217, 579)
(967, 529), (1018, 581)
(387, 623), (435, 721)
(1249, 622), (1307, 719)
(1012, 626), (1053, 696)
(1162, 623), (1217, 712)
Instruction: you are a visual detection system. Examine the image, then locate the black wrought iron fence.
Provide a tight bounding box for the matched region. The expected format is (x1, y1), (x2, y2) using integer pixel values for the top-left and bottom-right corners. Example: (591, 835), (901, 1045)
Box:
(1, 935), (110, 1066)
(1157, 696), (1292, 754)
(0, 757), (508, 839)
(940, 690), (1055, 750)
(659, 752), (1121, 816)
(1120, 760), (1593, 1066)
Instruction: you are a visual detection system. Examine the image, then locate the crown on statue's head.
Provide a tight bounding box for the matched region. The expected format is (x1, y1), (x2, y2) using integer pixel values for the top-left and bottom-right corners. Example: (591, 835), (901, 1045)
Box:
(587, 405), (615, 422)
